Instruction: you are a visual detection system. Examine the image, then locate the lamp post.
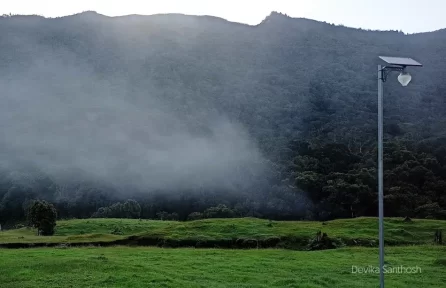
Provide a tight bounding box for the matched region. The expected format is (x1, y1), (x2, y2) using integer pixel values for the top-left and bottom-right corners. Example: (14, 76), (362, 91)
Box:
(377, 56), (422, 288)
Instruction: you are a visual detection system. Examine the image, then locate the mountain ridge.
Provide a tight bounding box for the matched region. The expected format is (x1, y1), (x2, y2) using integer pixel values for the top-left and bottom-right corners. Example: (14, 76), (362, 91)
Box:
(3, 11), (446, 34)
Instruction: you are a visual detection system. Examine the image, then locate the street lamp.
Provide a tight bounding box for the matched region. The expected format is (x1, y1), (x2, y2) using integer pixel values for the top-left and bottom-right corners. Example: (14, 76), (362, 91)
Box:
(377, 56), (422, 288)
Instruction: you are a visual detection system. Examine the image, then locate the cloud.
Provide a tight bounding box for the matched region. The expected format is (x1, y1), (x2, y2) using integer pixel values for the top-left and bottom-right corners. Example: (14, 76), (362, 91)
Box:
(0, 38), (266, 193)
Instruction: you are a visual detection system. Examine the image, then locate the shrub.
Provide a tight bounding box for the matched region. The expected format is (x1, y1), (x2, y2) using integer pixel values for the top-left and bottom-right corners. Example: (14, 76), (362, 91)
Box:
(307, 231), (341, 250)
(187, 212), (204, 221)
(156, 211), (169, 220)
(110, 226), (124, 235)
(434, 258), (446, 266)
(203, 204), (236, 218)
(91, 199), (141, 219)
(415, 203), (446, 219)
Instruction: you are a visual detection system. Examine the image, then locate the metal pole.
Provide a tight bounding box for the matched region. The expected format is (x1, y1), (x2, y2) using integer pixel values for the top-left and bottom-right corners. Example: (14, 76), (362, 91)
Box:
(377, 65), (385, 288)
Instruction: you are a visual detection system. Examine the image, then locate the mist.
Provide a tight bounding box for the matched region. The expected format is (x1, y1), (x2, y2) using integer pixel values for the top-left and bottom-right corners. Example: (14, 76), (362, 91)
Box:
(0, 33), (267, 194)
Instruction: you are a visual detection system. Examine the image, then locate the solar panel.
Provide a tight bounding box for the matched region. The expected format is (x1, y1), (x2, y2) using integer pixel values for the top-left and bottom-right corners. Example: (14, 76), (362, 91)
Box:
(379, 56), (422, 67)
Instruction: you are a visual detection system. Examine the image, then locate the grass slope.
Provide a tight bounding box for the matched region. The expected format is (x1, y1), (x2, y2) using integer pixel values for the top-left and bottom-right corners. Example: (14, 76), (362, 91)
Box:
(0, 246), (445, 288)
(1, 217), (445, 248)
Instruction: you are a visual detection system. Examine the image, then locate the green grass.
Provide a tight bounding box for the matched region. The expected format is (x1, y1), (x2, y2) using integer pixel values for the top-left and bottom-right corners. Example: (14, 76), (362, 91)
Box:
(1, 217), (445, 247)
(0, 246), (445, 287)
(0, 218), (177, 244)
(1, 218), (445, 287)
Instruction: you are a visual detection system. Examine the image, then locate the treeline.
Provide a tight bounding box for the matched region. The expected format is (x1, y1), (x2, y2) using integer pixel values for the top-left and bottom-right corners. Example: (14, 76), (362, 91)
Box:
(287, 139), (446, 220)
(91, 202), (239, 221)
(0, 170), (308, 226)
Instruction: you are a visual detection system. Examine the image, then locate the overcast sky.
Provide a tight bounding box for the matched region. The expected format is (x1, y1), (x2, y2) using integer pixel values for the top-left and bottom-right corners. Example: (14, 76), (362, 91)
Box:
(1, 0), (445, 33)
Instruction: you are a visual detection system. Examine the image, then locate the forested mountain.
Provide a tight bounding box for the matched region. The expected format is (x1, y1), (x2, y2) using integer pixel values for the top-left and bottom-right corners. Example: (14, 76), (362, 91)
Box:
(1, 11), (446, 225)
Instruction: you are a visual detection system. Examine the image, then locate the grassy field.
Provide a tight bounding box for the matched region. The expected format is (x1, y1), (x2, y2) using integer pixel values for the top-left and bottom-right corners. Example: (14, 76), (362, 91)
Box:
(1, 217), (445, 248)
(0, 246), (445, 288)
(1, 218), (445, 287)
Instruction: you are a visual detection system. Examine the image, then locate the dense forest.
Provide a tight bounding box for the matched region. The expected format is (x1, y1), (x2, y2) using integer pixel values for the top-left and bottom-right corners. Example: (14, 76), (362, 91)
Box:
(1, 11), (446, 226)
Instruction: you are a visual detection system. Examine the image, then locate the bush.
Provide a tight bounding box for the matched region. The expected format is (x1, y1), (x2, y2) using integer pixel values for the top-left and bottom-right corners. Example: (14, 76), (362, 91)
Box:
(434, 258), (446, 266)
(187, 212), (203, 221)
(168, 212), (179, 221)
(91, 199), (141, 219)
(203, 204), (236, 218)
(156, 211), (179, 221)
(307, 231), (341, 250)
(110, 226), (124, 235)
(156, 211), (169, 220)
(415, 203), (446, 219)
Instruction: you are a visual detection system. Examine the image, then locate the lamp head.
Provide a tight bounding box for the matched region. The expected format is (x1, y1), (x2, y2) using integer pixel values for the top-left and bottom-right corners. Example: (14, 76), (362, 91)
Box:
(398, 70), (412, 86)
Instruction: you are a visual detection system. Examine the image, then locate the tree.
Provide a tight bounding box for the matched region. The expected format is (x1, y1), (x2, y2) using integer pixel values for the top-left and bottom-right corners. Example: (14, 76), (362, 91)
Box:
(123, 199), (141, 219)
(203, 204), (236, 218)
(26, 200), (57, 236)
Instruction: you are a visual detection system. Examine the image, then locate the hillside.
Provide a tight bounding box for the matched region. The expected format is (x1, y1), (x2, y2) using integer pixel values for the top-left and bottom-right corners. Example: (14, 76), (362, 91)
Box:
(1, 217), (445, 249)
(1, 12), (446, 223)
